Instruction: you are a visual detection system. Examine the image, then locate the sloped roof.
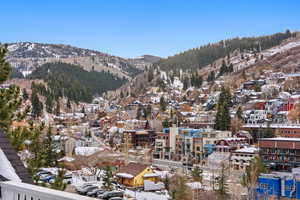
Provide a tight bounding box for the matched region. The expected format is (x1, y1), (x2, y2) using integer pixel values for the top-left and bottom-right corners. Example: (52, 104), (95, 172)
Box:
(0, 129), (32, 183)
(118, 162), (149, 177)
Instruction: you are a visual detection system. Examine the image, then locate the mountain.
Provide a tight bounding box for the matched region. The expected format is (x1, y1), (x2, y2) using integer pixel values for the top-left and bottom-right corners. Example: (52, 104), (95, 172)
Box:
(128, 55), (161, 70)
(29, 62), (126, 103)
(106, 31), (300, 100)
(154, 30), (296, 72)
(6, 42), (153, 79)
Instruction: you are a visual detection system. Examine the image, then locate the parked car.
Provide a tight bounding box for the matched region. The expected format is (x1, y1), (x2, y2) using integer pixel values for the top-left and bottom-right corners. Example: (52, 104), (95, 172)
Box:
(109, 197), (123, 200)
(63, 174), (72, 184)
(78, 185), (99, 195)
(75, 184), (94, 193)
(87, 188), (104, 197)
(39, 174), (54, 182)
(98, 191), (124, 200)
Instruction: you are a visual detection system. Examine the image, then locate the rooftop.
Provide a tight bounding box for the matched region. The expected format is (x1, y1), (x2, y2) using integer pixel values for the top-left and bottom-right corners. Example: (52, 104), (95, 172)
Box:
(259, 137), (300, 142)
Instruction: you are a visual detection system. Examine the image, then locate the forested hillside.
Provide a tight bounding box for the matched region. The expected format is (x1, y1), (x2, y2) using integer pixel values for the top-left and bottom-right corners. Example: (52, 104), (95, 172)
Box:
(29, 62), (126, 103)
(155, 30), (295, 71)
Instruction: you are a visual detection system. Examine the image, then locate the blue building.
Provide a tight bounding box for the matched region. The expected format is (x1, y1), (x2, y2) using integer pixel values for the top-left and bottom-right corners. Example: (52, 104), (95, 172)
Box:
(257, 168), (300, 199)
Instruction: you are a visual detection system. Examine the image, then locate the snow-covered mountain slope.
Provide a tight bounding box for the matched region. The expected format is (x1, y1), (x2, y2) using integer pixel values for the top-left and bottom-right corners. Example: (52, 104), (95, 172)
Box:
(6, 42), (157, 79)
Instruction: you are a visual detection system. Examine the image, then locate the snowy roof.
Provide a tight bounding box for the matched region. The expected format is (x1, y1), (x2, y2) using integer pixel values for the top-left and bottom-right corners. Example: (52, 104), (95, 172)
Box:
(0, 130), (32, 183)
(186, 182), (202, 189)
(234, 147), (259, 153)
(259, 137), (300, 142)
(0, 148), (21, 182)
(243, 123), (300, 129)
(116, 173), (134, 179)
(75, 147), (103, 156)
(144, 173), (160, 178)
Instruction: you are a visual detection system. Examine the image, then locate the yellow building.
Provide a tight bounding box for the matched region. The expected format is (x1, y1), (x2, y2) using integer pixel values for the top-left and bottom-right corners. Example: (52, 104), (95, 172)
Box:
(116, 163), (159, 187)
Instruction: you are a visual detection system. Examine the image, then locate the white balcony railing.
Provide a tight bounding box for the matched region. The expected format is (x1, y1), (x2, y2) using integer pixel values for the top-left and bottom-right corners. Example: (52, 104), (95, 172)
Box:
(0, 181), (95, 200)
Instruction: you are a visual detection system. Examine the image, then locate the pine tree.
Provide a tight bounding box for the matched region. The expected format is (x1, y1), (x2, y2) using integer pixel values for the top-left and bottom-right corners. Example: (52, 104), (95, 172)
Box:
(219, 59), (228, 76)
(67, 99), (71, 110)
(146, 104), (152, 118)
(43, 126), (59, 167)
(31, 90), (43, 118)
(207, 71), (215, 82)
(183, 77), (189, 90)
(103, 166), (113, 190)
(55, 100), (61, 116)
(162, 119), (169, 128)
(45, 95), (53, 113)
(160, 96), (167, 111)
(214, 87), (231, 130)
(0, 45), (10, 83)
(0, 45), (27, 132)
(50, 169), (67, 191)
(22, 88), (29, 100)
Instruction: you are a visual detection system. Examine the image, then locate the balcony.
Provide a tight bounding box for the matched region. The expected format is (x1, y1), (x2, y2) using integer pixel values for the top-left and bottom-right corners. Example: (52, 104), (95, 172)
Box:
(0, 181), (95, 200)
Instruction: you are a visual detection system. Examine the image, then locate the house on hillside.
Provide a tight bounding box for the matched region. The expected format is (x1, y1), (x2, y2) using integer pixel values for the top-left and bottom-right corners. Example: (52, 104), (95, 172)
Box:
(116, 163), (158, 187)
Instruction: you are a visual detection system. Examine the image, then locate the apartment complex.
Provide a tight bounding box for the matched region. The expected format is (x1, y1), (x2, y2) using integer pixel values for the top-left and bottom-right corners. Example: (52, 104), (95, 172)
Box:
(259, 137), (300, 170)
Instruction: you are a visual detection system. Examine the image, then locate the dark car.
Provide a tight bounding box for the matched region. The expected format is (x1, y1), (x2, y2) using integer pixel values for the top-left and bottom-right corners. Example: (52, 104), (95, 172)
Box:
(86, 188), (104, 197)
(78, 185), (98, 195)
(98, 191), (124, 200)
(109, 197), (123, 200)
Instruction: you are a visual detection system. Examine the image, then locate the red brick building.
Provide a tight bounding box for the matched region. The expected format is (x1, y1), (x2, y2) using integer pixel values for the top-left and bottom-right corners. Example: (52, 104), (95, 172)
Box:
(259, 137), (300, 170)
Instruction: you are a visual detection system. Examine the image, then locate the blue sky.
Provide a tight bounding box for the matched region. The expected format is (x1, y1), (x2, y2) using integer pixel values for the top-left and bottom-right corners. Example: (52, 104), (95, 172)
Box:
(1, 0), (300, 58)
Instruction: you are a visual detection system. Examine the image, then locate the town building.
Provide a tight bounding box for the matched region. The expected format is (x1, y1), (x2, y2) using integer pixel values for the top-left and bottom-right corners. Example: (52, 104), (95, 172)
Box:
(259, 137), (300, 170)
(230, 147), (259, 170)
(116, 162), (158, 187)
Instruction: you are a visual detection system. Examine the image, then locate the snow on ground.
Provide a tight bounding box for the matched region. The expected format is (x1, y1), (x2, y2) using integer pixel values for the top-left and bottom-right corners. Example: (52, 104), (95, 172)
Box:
(263, 40), (300, 57)
(0, 148), (21, 182)
(75, 147), (103, 156)
(125, 189), (169, 200)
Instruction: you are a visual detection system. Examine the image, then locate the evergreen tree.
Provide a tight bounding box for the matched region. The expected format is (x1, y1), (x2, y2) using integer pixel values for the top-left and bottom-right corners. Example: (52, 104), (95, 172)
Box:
(43, 127), (59, 167)
(216, 164), (229, 199)
(162, 119), (169, 128)
(22, 88), (29, 100)
(0, 45), (10, 83)
(160, 96), (167, 111)
(31, 90), (43, 118)
(207, 71), (215, 82)
(55, 100), (61, 116)
(50, 169), (67, 191)
(214, 87), (231, 130)
(183, 77), (189, 90)
(103, 166), (113, 190)
(262, 122), (274, 138)
(146, 104), (152, 118)
(45, 95), (53, 113)
(0, 45), (27, 132)
(67, 99), (71, 110)
(219, 60), (228, 76)
(81, 106), (85, 114)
